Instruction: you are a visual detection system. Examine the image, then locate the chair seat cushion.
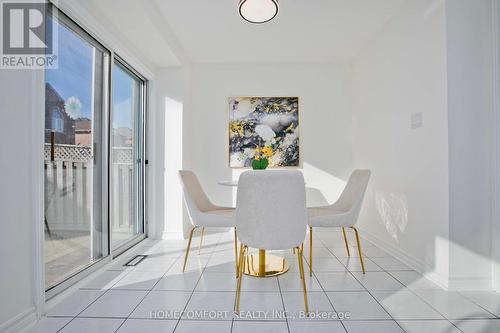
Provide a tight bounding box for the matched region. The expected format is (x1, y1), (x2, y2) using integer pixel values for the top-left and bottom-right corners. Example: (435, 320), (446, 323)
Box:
(199, 209), (235, 227)
(206, 209), (234, 217)
(308, 207), (352, 228)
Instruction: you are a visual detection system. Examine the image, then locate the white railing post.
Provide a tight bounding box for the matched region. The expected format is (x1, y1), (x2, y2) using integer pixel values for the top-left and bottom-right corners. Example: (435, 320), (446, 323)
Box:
(44, 144), (132, 235)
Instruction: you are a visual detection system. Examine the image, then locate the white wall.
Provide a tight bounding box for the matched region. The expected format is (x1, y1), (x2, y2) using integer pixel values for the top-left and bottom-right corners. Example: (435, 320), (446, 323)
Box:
(180, 63), (353, 237)
(491, 0), (500, 292)
(446, 0), (494, 290)
(352, 0), (450, 286)
(0, 69), (42, 332)
(352, 0), (498, 290)
(152, 67), (187, 239)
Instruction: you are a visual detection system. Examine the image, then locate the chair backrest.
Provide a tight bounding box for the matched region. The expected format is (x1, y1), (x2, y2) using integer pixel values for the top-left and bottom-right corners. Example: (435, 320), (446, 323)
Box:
(236, 170), (307, 250)
(179, 170), (216, 224)
(333, 169), (371, 221)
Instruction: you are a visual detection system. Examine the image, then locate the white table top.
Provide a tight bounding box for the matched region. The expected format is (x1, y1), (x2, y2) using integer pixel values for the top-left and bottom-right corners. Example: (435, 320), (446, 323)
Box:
(218, 180), (239, 187)
(218, 180), (306, 187)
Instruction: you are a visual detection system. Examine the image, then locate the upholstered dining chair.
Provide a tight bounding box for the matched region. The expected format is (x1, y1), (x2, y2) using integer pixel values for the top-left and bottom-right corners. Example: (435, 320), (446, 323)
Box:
(179, 170), (238, 275)
(307, 169), (371, 275)
(234, 170), (309, 314)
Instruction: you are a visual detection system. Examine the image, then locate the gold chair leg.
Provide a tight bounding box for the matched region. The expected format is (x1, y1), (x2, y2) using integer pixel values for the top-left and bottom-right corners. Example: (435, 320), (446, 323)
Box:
(342, 227), (351, 257)
(297, 246), (309, 315)
(234, 228), (239, 278)
(183, 226), (197, 272)
(198, 227), (205, 254)
(296, 247), (304, 280)
(309, 227), (313, 277)
(248, 254), (252, 274)
(239, 243), (245, 275)
(235, 245), (246, 313)
(351, 227), (365, 274)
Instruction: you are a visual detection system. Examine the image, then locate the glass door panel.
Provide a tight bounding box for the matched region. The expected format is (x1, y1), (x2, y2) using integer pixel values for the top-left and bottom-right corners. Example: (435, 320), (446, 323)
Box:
(111, 61), (144, 249)
(44, 11), (109, 290)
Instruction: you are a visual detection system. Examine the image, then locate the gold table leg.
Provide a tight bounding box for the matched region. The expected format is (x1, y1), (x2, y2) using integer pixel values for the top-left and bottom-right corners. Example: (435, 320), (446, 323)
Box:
(243, 249), (289, 277)
(259, 249), (266, 276)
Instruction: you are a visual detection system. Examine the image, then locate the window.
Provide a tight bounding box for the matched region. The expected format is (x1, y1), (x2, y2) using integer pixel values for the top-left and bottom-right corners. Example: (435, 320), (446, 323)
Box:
(51, 110), (63, 133)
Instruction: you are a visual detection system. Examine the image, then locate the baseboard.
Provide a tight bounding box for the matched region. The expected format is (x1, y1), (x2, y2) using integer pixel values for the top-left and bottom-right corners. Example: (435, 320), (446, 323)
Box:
(0, 307), (37, 333)
(359, 228), (449, 290)
(161, 228), (231, 240)
(448, 277), (493, 291)
(161, 231), (184, 240)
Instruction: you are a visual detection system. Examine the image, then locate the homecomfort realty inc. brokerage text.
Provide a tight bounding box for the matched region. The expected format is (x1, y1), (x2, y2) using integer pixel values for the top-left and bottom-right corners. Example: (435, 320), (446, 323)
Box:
(150, 310), (351, 320)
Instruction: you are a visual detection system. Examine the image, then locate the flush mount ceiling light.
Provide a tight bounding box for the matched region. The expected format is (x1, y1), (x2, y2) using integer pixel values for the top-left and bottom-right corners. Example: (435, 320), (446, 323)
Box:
(238, 0), (279, 24)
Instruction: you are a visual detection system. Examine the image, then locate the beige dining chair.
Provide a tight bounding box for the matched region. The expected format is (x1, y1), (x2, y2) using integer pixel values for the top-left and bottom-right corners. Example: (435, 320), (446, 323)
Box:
(234, 170), (309, 314)
(179, 170), (238, 275)
(307, 169), (371, 275)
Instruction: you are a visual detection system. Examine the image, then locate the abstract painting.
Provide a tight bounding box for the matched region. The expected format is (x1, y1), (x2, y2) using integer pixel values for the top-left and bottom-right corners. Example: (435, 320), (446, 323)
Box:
(229, 97), (300, 168)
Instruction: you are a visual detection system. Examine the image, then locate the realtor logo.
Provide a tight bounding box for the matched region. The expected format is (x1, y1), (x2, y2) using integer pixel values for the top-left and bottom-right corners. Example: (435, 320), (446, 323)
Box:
(1, 0), (57, 69)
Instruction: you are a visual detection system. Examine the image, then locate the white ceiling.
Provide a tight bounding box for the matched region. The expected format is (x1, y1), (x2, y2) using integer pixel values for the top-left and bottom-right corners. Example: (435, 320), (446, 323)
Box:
(75, 0), (181, 67)
(154, 0), (406, 63)
(77, 0), (407, 66)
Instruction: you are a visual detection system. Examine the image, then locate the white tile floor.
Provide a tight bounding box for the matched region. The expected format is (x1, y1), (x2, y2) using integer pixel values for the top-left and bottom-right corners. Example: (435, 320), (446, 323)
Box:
(29, 230), (500, 333)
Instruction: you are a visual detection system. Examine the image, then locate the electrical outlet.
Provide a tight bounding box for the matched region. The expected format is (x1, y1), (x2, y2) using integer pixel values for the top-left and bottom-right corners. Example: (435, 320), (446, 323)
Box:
(411, 112), (423, 129)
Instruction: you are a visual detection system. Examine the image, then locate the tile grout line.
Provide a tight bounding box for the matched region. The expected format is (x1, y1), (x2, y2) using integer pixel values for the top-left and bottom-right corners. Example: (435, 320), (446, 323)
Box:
(55, 236), (207, 332)
(381, 269), (468, 333)
(303, 232), (349, 333)
(112, 252), (184, 333)
(316, 232), (409, 333)
(456, 290), (500, 320)
(367, 240), (497, 331)
(308, 258), (349, 333)
(310, 236), (498, 324)
(53, 262), (140, 333)
(46, 232), (500, 332)
(276, 267), (291, 333)
(345, 269), (416, 333)
(172, 232), (223, 332)
(249, 232), (499, 331)
(347, 234), (467, 332)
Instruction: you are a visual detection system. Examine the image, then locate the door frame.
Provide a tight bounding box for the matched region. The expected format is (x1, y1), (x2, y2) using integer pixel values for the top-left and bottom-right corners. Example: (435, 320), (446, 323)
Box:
(109, 55), (148, 256)
(491, 0), (500, 291)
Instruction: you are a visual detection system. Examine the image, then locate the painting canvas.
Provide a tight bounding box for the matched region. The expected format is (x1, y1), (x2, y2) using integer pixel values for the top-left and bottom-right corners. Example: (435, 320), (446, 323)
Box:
(229, 97), (300, 168)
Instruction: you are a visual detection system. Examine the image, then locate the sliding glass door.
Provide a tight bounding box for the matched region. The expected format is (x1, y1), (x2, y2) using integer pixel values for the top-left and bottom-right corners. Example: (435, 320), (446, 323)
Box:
(44, 10), (109, 291)
(110, 60), (145, 250)
(44, 5), (147, 294)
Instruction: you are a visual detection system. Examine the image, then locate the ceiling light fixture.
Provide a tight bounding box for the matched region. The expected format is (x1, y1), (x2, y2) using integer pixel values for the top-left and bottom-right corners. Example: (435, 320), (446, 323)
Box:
(238, 0), (279, 24)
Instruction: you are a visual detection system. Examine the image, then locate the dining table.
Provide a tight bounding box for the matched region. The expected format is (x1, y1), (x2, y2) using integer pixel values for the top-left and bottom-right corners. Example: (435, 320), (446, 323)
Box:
(218, 179), (293, 278)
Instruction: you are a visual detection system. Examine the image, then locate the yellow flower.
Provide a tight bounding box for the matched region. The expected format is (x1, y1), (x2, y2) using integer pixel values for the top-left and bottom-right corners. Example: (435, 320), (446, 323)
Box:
(254, 147), (261, 160)
(230, 122), (244, 136)
(261, 146), (273, 158)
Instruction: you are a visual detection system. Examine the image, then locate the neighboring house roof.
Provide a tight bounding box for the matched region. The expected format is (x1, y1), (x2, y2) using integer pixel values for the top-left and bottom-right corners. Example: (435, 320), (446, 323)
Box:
(45, 82), (65, 108)
(75, 118), (92, 132)
(74, 118), (92, 147)
(113, 127), (133, 147)
(114, 127), (133, 139)
(45, 83), (76, 145)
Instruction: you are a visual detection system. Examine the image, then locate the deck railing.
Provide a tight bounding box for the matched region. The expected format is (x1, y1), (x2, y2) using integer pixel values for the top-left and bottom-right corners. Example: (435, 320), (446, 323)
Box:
(44, 143), (133, 233)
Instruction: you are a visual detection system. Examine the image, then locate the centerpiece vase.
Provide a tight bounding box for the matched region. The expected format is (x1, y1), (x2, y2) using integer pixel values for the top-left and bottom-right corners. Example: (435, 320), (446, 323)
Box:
(251, 158), (269, 170)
